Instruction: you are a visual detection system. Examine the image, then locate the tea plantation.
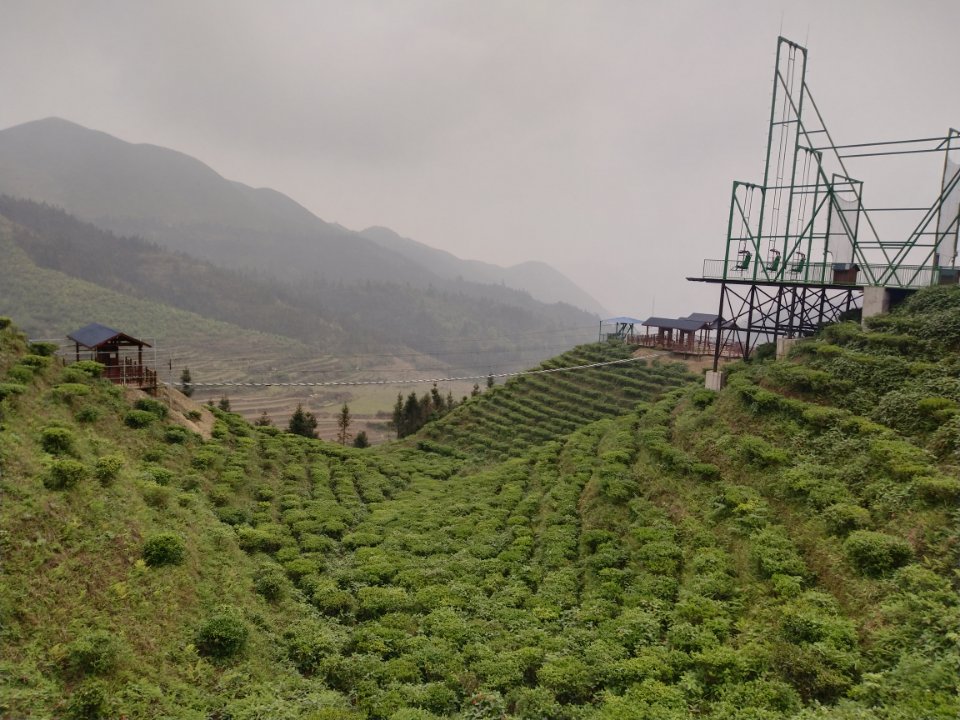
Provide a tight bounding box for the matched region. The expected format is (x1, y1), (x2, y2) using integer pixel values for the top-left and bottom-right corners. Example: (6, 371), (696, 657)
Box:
(0, 288), (957, 719)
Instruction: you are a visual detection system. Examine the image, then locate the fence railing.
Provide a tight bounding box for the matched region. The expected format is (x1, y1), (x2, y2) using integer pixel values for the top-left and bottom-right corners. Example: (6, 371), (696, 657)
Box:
(700, 259), (938, 289)
(628, 334), (743, 359)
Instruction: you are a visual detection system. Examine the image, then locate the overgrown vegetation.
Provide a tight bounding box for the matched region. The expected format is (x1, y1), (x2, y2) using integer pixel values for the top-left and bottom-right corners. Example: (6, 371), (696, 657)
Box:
(0, 288), (957, 718)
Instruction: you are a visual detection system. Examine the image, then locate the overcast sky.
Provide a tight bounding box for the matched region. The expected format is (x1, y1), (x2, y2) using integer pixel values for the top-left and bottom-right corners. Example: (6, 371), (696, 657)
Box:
(2, 0), (958, 317)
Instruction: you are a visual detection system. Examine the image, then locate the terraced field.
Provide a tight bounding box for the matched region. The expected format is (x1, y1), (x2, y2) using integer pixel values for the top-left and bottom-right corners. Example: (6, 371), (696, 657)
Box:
(420, 343), (694, 460)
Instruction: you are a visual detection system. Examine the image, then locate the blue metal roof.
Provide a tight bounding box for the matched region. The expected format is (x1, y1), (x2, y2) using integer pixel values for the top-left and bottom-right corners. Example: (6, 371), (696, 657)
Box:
(67, 323), (150, 349)
(602, 316), (644, 324)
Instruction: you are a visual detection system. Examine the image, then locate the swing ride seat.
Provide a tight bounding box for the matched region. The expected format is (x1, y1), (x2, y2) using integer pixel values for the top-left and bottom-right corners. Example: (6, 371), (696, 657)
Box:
(735, 252), (752, 271)
(767, 255), (781, 272)
(791, 259), (806, 274)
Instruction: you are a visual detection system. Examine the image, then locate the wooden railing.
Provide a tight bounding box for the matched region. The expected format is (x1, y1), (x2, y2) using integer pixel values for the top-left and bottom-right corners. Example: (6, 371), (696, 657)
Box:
(628, 334), (743, 359)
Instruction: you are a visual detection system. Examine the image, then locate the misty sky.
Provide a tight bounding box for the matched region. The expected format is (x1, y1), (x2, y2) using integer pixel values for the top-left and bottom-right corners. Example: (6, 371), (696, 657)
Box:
(2, 0), (959, 318)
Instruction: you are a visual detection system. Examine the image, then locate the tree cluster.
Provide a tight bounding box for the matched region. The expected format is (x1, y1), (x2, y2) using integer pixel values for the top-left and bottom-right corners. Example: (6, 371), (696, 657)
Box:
(391, 384), (459, 438)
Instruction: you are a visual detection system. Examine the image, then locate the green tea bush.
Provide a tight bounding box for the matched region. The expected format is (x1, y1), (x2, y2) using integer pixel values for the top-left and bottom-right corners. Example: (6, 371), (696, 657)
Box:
(43, 459), (87, 490)
(59, 366), (90, 384)
(142, 533), (186, 567)
(253, 566), (286, 602)
(134, 397), (168, 419)
(140, 481), (172, 509)
(29, 341), (59, 357)
(0, 382), (27, 400)
(823, 503), (871, 536)
(65, 679), (112, 720)
(0, 316), (10, 329)
(915, 474), (960, 503)
(75, 407), (100, 423)
(18, 354), (51, 370)
(71, 360), (105, 378)
(195, 610), (249, 659)
(843, 531), (913, 576)
(749, 526), (807, 579)
(61, 629), (119, 677)
(124, 410), (155, 429)
(163, 426), (191, 444)
(93, 454), (124, 485)
(185, 409), (202, 421)
(51, 383), (92, 402)
(40, 426), (75, 455)
(284, 619), (343, 676)
(739, 435), (789, 468)
(6, 366), (33, 384)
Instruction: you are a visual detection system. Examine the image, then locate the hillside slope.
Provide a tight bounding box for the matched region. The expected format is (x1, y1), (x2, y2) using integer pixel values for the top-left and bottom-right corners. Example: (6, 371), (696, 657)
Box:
(1, 287), (958, 718)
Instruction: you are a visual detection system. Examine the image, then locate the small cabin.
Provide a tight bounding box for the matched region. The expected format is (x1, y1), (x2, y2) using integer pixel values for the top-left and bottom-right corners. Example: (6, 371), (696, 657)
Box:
(67, 323), (157, 389)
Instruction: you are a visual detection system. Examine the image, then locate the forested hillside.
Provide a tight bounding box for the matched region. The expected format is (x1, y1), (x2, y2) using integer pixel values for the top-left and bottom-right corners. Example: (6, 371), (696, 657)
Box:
(0, 196), (597, 372)
(0, 287), (957, 719)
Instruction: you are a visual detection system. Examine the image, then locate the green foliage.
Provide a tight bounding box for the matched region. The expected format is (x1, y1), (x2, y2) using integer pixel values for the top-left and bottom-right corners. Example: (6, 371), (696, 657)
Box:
(253, 566), (287, 602)
(124, 410), (156, 428)
(28, 340), (59, 357)
(93, 454), (124, 484)
(823, 503), (871, 536)
(843, 531), (913, 576)
(61, 629), (120, 677)
(75, 406), (100, 423)
(40, 426), (75, 455)
(43, 458), (87, 489)
(65, 679), (113, 720)
(134, 397), (168, 419)
(0, 382), (27, 400)
(195, 610), (249, 659)
(142, 533), (186, 567)
(288, 402), (318, 438)
(71, 360), (106, 378)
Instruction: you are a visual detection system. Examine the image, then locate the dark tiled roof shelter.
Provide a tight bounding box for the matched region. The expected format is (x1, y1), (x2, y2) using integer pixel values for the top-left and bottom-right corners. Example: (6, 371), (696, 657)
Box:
(67, 323), (156, 388)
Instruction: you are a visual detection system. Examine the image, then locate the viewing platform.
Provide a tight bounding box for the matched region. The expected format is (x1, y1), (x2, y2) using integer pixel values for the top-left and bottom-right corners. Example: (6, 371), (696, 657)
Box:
(693, 259), (945, 290)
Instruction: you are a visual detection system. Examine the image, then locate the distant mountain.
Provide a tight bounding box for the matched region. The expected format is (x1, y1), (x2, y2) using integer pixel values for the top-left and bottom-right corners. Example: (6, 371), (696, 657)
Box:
(360, 226), (608, 315)
(0, 117), (604, 313)
(0, 197), (599, 374)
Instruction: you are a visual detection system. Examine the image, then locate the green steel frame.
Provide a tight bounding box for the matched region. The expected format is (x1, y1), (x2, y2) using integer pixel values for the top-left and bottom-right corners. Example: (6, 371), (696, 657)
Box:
(695, 37), (959, 370)
(705, 37), (959, 290)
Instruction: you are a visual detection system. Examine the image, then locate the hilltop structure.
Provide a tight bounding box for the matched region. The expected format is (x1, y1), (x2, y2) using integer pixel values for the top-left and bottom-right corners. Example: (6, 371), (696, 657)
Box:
(67, 322), (157, 389)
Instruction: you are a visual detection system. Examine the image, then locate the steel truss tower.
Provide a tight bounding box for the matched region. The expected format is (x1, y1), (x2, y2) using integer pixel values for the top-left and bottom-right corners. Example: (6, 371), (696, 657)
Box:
(691, 37), (960, 369)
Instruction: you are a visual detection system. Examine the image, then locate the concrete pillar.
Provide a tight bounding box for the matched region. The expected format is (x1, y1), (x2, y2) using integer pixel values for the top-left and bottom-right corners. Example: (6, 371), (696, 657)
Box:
(705, 370), (726, 391)
(862, 286), (891, 325)
(776, 337), (798, 360)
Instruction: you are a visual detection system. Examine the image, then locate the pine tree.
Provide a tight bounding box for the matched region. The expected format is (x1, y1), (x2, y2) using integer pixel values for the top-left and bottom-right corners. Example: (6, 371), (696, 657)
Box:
(353, 430), (369, 448)
(471, 383), (481, 397)
(255, 410), (272, 427)
(486, 373), (495, 389)
(218, 395), (231, 411)
(391, 393), (404, 439)
(288, 402), (318, 438)
(336, 403), (352, 445)
(180, 367), (194, 397)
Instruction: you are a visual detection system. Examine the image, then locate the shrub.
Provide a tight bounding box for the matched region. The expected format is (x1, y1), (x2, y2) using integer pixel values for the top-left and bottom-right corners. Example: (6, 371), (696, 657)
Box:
(915, 474), (960, 503)
(0, 316), (10, 329)
(93, 454), (124, 485)
(71, 360), (105, 378)
(690, 388), (716, 409)
(75, 407), (100, 423)
(749, 526), (807, 579)
(142, 533), (186, 567)
(62, 629), (119, 677)
(253, 566), (286, 602)
(124, 410), (156, 429)
(6, 367), (33, 384)
(823, 503), (871, 536)
(65, 679), (112, 720)
(19, 354), (51, 370)
(29, 341), (59, 357)
(43, 459), (87, 490)
(284, 620), (342, 676)
(51, 383), (92, 401)
(843, 531), (913, 576)
(0, 382), (27, 400)
(135, 397), (168, 419)
(140, 482), (172, 509)
(40, 426), (75, 455)
(185, 409), (202, 421)
(163, 426), (191, 444)
(195, 611), (249, 659)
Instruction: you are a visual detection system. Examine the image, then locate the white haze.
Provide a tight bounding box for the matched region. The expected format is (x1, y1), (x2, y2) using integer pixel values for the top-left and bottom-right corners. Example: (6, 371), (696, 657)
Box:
(1, 0), (958, 318)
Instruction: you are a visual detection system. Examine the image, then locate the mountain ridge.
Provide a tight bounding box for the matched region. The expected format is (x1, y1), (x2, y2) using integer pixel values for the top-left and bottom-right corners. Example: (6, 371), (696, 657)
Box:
(0, 117), (605, 314)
